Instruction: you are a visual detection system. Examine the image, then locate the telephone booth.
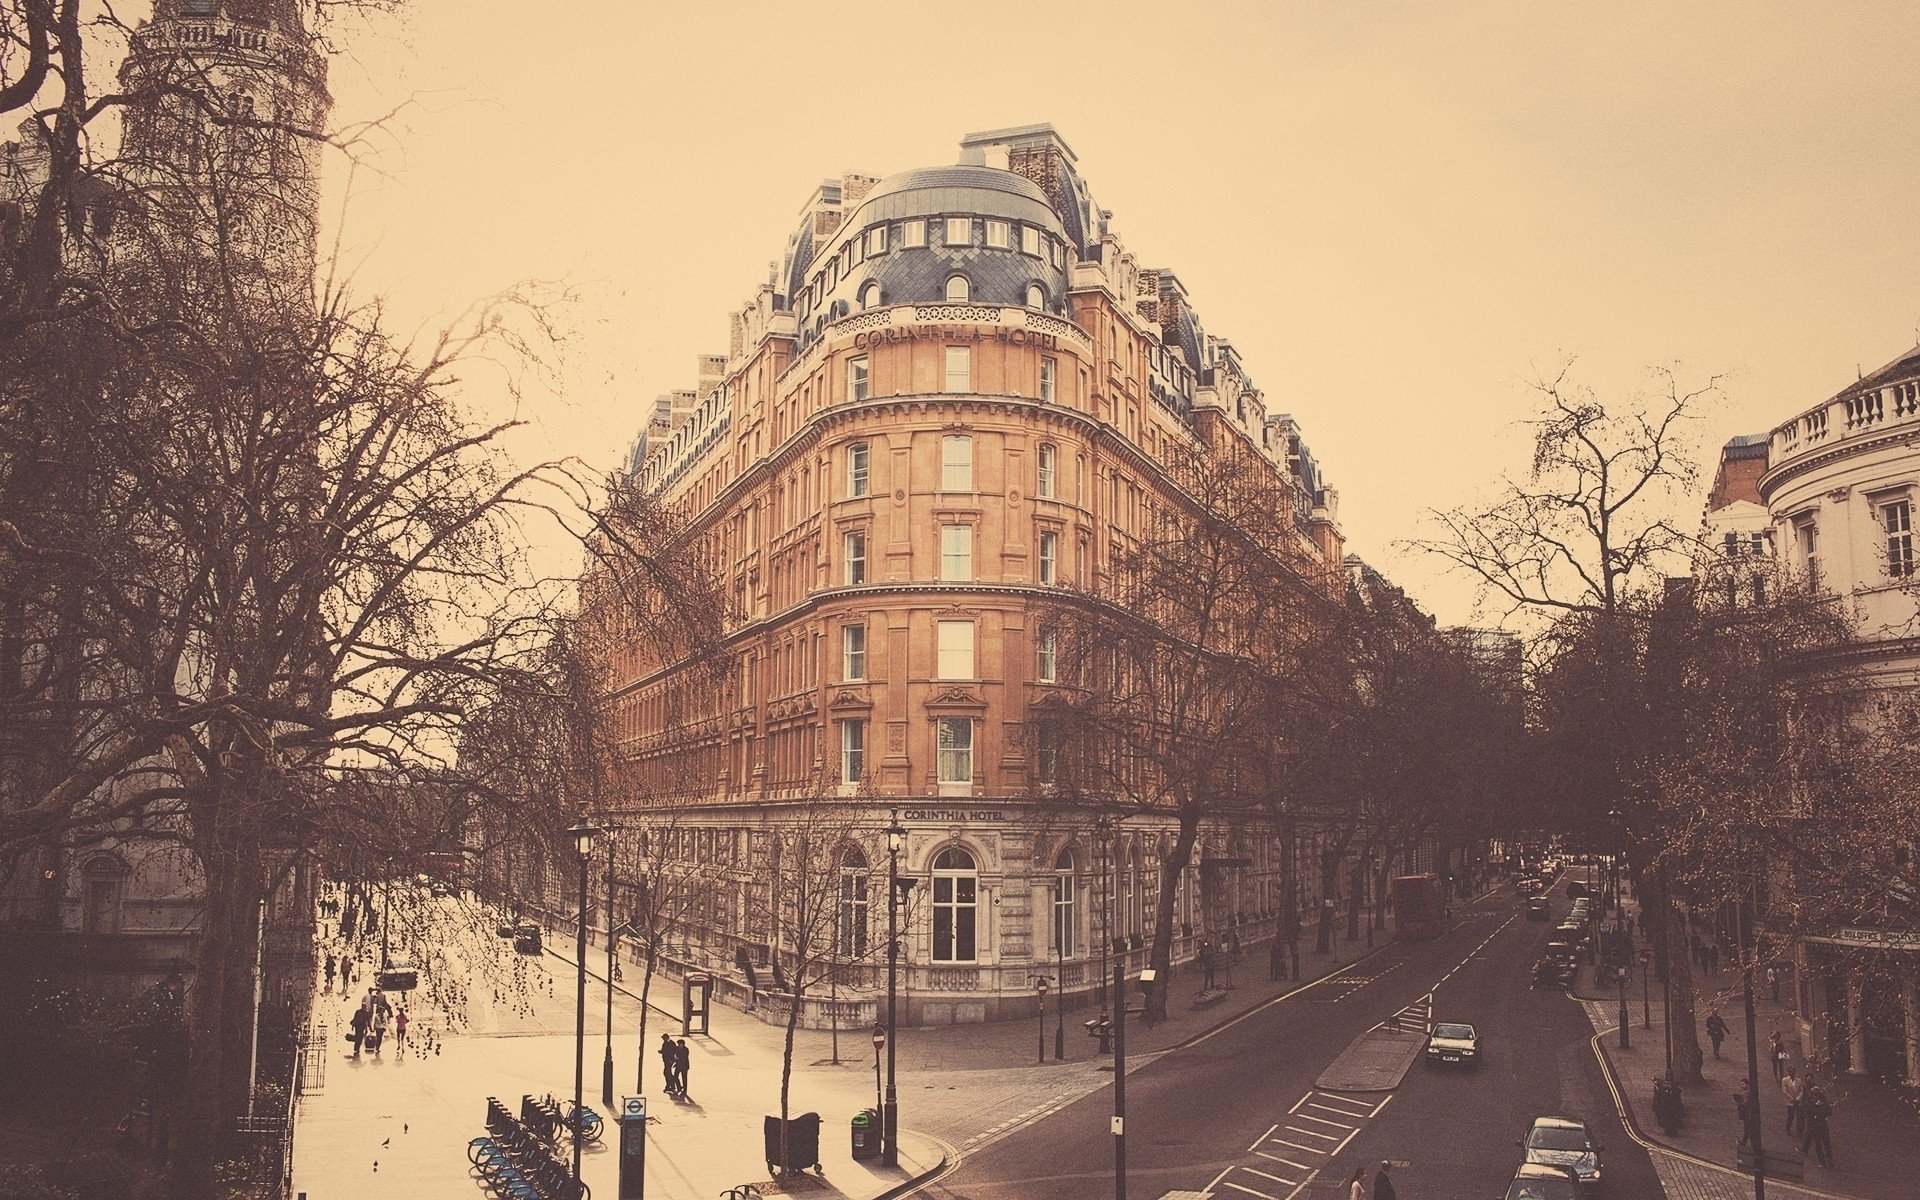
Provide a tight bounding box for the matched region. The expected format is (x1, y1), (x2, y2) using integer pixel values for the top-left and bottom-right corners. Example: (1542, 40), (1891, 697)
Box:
(683, 971), (713, 1036)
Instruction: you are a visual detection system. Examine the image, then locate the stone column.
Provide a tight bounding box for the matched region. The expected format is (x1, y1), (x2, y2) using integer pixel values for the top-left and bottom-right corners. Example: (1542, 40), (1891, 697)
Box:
(1847, 973), (1868, 1074)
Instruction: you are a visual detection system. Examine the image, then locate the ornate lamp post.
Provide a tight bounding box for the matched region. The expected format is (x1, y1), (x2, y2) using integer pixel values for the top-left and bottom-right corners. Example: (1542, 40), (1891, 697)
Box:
(603, 833), (617, 1109)
(1053, 878), (1067, 1061)
(566, 820), (602, 1184)
(883, 810), (906, 1168)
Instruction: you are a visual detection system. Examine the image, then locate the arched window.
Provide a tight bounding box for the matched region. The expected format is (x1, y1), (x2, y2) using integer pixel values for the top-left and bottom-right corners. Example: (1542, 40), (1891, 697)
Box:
(931, 847), (978, 962)
(1053, 849), (1077, 957)
(1025, 282), (1046, 310)
(944, 274), (971, 303)
(860, 281), (881, 311)
(838, 847), (869, 957)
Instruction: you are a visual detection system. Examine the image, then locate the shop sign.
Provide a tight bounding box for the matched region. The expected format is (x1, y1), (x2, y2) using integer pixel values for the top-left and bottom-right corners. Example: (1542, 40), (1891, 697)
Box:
(1809, 928), (1920, 951)
(903, 808), (1004, 822)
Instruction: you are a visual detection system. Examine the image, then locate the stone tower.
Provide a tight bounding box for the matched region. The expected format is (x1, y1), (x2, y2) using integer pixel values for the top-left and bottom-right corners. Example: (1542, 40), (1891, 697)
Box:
(115, 0), (332, 300)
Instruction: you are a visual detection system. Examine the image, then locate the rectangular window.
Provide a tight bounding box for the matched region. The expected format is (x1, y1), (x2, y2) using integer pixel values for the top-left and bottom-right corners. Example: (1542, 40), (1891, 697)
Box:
(844, 529), (867, 585)
(847, 441), (869, 497)
(1021, 226), (1042, 256)
(1037, 443), (1056, 497)
(941, 433), (973, 490)
(1038, 531), (1058, 585)
(936, 716), (974, 783)
(944, 216), (971, 246)
(940, 524), (973, 581)
(843, 624), (866, 680)
(1039, 356), (1057, 404)
(1885, 499), (1915, 577)
(985, 219), (1011, 248)
(840, 719), (865, 784)
(901, 219), (926, 247)
(944, 346), (971, 393)
(847, 356), (869, 404)
(1796, 519), (1818, 588)
(865, 226), (887, 256)
(1036, 628), (1057, 682)
(937, 620), (974, 679)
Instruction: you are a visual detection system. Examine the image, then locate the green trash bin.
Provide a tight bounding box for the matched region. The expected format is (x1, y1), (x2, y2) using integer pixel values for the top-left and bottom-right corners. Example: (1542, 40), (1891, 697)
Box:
(850, 1108), (880, 1162)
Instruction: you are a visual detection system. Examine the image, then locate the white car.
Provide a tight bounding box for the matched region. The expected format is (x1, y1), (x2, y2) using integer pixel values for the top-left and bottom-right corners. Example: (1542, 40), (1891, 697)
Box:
(1426, 1021), (1479, 1065)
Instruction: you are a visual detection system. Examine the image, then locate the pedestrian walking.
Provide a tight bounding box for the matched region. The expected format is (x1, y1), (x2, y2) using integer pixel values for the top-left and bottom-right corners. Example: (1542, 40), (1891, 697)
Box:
(324, 953), (336, 988)
(1374, 1160), (1398, 1200)
(1707, 942), (1720, 973)
(674, 1039), (693, 1100)
(368, 1005), (387, 1057)
(1781, 1069), (1804, 1134)
(658, 1034), (677, 1095)
(1767, 965), (1781, 1002)
(1199, 938), (1217, 990)
(348, 1001), (371, 1058)
(394, 1007), (409, 1052)
(1734, 1078), (1755, 1147)
(1770, 1031), (1788, 1080)
(1348, 1165), (1367, 1200)
(1705, 1011), (1728, 1059)
(1801, 1081), (1834, 1167)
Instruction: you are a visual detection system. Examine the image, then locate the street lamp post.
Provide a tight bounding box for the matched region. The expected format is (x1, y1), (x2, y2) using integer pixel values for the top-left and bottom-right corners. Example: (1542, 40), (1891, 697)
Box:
(1036, 976), (1050, 1064)
(1617, 963), (1631, 1050)
(567, 820), (601, 1184)
(603, 835), (617, 1109)
(883, 810), (906, 1169)
(1641, 949), (1653, 1029)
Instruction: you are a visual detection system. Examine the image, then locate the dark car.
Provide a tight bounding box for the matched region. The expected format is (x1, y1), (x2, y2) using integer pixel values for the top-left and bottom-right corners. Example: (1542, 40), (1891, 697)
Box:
(1526, 897), (1551, 920)
(1504, 1162), (1581, 1200)
(1520, 1115), (1602, 1188)
(1567, 881), (1591, 899)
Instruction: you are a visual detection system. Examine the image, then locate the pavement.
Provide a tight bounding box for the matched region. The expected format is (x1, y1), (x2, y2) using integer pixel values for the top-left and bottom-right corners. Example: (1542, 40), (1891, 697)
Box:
(1571, 896), (1920, 1200)
(914, 871), (1670, 1200)
(291, 887), (946, 1200)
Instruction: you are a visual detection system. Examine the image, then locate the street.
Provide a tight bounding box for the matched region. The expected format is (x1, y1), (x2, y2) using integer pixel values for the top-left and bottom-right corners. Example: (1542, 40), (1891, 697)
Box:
(920, 880), (1661, 1200)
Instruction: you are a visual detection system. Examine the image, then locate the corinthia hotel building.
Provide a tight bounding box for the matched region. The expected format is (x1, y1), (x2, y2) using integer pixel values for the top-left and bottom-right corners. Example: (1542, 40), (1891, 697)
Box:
(595, 125), (1352, 1026)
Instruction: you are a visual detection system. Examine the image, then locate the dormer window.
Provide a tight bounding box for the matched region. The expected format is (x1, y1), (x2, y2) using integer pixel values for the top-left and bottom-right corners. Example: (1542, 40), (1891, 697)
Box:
(945, 217), (972, 247)
(1021, 226), (1042, 256)
(985, 220), (1012, 249)
(860, 281), (881, 310)
(1025, 283), (1046, 310)
(945, 274), (971, 303)
(902, 220), (927, 248)
(866, 227), (887, 257)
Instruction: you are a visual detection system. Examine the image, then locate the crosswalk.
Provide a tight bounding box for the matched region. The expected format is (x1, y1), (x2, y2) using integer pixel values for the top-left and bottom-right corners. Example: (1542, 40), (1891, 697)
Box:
(1375, 991), (1432, 1032)
(1201, 1089), (1393, 1200)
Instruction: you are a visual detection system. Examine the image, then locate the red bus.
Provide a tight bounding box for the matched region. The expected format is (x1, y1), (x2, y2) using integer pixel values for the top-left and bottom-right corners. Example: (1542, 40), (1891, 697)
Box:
(1391, 874), (1448, 940)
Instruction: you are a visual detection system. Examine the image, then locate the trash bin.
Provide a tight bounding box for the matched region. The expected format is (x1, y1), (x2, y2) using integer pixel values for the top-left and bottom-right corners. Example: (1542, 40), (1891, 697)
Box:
(850, 1108), (879, 1162)
(763, 1112), (822, 1174)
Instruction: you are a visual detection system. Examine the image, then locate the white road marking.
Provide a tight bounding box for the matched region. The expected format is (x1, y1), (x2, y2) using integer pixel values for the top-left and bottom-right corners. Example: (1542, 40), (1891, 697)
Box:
(1255, 1149), (1314, 1171)
(1282, 1125), (1341, 1142)
(1220, 1181), (1277, 1199)
(1268, 1136), (1326, 1155)
(1242, 1166), (1297, 1185)
(1247, 1123), (1279, 1152)
(1291, 1112), (1356, 1131)
(1306, 1101), (1362, 1119)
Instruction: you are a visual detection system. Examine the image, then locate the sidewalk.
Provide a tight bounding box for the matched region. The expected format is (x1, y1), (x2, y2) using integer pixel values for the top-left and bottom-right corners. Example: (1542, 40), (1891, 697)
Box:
(1571, 901), (1920, 1200)
(293, 891), (946, 1200)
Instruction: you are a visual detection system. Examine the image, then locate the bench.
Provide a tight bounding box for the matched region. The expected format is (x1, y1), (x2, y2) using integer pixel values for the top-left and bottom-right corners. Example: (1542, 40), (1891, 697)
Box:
(1190, 988), (1229, 1009)
(1735, 1145), (1805, 1182)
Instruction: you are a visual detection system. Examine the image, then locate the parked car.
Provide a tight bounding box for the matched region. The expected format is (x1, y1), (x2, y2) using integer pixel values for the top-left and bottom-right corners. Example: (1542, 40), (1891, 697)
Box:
(1567, 881), (1591, 899)
(1426, 1021), (1480, 1065)
(1504, 1162), (1581, 1200)
(1526, 897), (1551, 920)
(1519, 1116), (1602, 1188)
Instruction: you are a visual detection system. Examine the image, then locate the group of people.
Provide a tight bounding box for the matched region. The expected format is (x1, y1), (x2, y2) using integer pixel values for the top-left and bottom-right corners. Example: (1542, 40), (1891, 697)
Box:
(323, 951), (362, 997)
(347, 987), (409, 1059)
(1779, 1070), (1837, 1167)
(657, 1033), (694, 1099)
(1346, 1160), (1397, 1199)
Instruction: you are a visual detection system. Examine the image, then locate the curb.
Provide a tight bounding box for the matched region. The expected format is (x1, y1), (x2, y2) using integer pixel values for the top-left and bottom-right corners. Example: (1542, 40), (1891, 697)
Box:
(879, 1133), (958, 1200)
(1583, 1022), (1858, 1200)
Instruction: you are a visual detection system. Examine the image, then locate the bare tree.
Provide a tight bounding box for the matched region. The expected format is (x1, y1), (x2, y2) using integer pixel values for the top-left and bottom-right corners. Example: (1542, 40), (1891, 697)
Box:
(1046, 435), (1339, 1020)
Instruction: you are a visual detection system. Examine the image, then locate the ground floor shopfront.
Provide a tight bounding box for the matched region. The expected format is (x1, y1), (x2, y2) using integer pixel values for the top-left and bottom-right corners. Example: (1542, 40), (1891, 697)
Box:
(523, 798), (1448, 1029)
(1794, 934), (1920, 1083)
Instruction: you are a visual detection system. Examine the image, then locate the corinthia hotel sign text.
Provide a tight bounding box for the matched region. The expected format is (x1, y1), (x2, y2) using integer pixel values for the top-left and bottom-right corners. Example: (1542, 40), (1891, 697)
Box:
(852, 326), (1059, 350)
(903, 809), (1005, 823)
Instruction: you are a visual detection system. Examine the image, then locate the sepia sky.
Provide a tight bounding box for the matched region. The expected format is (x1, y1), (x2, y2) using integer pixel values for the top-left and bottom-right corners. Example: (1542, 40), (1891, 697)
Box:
(313, 1), (1920, 625)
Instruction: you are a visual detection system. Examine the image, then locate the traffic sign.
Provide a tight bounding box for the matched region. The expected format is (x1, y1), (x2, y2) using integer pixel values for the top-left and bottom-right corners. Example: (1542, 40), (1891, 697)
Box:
(872, 1024), (885, 1050)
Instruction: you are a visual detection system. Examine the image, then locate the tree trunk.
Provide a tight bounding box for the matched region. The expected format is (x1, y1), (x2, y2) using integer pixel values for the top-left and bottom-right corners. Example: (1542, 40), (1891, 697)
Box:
(1144, 814), (1200, 1023)
(168, 805), (261, 1200)
(637, 946), (656, 1093)
(1316, 842), (1345, 954)
(778, 980), (803, 1172)
(1647, 870), (1705, 1085)
(1372, 848), (1396, 932)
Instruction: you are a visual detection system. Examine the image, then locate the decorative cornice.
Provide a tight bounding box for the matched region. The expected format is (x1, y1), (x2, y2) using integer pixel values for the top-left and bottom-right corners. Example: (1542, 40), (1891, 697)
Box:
(1758, 423), (1920, 504)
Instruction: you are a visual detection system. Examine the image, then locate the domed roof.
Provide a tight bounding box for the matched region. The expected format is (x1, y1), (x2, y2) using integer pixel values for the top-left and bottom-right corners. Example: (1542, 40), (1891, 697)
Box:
(847, 165), (1061, 231)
